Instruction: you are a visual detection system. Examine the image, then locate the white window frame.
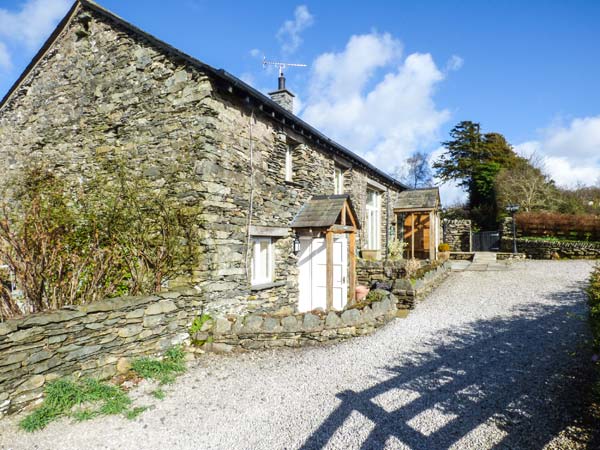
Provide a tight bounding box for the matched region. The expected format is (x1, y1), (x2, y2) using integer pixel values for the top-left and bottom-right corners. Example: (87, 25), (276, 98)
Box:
(334, 167), (344, 195)
(366, 189), (381, 250)
(251, 237), (273, 285)
(285, 145), (293, 182)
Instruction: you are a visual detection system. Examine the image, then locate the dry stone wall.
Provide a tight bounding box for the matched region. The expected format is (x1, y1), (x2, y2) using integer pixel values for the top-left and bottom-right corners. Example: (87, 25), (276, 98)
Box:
(0, 287), (398, 417)
(357, 260), (450, 310)
(192, 293), (398, 352)
(444, 220), (472, 252)
(0, 288), (201, 418)
(500, 237), (600, 259)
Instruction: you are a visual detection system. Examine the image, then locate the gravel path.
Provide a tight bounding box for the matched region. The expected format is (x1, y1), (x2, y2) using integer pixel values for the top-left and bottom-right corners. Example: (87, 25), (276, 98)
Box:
(0, 260), (596, 450)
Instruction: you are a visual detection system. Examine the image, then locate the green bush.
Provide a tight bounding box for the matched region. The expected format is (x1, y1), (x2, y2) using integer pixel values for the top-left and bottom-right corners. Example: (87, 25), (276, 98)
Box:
(0, 160), (202, 316)
(588, 266), (600, 351)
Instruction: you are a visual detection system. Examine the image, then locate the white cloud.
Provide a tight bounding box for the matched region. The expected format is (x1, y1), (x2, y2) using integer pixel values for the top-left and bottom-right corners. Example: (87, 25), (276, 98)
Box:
(0, 0), (71, 50)
(446, 54), (464, 72)
(249, 48), (261, 58)
(277, 5), (314, 55)
(0, 42), (11, 71)
(515, 116), (600, 188)
(301, 32), (451, 171)
(0, 0), (70, 74)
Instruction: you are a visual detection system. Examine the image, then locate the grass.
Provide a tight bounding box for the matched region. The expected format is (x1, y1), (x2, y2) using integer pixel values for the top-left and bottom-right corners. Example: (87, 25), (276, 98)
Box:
(130, 345), (186, 385)
(19, 346), (187, 432)
(151, 388), (166, 400)
(19, 378), (132, 432)
(189, 314), (212, 335)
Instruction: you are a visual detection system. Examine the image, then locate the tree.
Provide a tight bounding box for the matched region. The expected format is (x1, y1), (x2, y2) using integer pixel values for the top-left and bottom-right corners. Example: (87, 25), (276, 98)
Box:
(495, 155), (557, 212)
(400, 151), (434, 189)
(433, 121), (519, 228)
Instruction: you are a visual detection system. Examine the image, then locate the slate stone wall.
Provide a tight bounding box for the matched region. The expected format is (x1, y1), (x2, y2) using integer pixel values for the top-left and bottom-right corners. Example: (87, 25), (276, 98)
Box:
(0, 4), (405, 318)
(500, 237), (600, 259)
(0, 287), (398, 417)
(0, 288), (201, 418)
(356, 260), (450, 310)
(192, 292), (398, 352)
(444, 220), (472, 252)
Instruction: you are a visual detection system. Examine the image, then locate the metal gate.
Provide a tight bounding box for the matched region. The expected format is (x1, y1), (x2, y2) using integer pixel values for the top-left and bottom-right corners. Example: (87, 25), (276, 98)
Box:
(472, 231), (500, 251)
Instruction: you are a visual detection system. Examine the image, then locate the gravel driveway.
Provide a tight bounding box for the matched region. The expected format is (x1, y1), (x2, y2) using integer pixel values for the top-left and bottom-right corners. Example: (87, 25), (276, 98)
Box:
(0, 260), (596, 450)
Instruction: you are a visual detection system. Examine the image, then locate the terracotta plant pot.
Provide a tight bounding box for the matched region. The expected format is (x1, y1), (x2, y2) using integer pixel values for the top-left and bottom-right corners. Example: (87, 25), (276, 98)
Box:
(356, 285), (370, 301)
(361, 250), (381, 261)
(438, 251), (450, 261)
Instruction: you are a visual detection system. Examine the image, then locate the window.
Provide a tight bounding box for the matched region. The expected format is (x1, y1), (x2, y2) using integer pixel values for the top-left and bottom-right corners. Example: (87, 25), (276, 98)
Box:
(285, 145), (293, 182)
(251, 238), (273, 285)
(334, 167), (344, 194)
(366, 189), (381, 250)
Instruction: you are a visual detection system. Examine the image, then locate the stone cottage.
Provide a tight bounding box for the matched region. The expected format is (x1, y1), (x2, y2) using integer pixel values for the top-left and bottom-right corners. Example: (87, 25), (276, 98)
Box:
(0, 0), (437, 318)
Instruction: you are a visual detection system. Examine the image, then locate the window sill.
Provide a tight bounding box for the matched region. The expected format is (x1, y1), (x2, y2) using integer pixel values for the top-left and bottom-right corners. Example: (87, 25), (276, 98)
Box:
(284, 180), (305, 189)
(250, 281), (286, 291)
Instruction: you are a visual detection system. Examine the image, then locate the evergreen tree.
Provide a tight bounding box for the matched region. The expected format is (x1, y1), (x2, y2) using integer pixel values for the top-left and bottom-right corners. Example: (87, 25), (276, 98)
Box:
(433, 121), (519, 228)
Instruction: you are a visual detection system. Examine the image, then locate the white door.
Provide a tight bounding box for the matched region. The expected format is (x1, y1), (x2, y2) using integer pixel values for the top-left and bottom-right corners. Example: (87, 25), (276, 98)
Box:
(298, 236), (348, 312)
(332, 235), (348, 310)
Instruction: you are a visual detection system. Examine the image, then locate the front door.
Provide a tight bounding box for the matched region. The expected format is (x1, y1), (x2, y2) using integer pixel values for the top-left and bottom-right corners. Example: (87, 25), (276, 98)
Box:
(332, 234), (348, 310)
(298, 235), (348, 312)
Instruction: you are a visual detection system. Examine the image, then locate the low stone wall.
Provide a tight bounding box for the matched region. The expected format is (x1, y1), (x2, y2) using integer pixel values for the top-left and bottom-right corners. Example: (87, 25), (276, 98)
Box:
(192, 293), (398, 352)
(0, 286), (400, 417)
(496, 252), (526, 261)
(0, 289), (201, 418)
(444, 220), (472, 252)
(449, 252), (474, 261)
(501, 237), (600, 259)
(356, 260), (450, 310)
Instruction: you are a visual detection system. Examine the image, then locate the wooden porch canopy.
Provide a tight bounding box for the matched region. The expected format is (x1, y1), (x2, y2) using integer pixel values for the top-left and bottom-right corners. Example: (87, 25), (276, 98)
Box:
(291, 195), (360, 308)
(394, 188), (441, 260)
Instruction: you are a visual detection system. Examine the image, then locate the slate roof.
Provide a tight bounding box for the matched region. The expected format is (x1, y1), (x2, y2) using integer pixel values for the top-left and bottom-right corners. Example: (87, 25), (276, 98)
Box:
(395, 188), (440, 211)
(0, 0), (409, 193)
(291, 195), (360, 229)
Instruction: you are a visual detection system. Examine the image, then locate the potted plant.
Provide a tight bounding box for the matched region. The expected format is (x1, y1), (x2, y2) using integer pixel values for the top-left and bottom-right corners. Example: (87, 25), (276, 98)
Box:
(438, 243), (451, 261)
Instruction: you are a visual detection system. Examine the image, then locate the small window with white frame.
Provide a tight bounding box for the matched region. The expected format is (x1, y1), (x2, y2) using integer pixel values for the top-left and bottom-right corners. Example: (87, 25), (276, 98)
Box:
(334, 166), (344, 194)
(285, 145), (293, 182)
(251, 237), (273, 285)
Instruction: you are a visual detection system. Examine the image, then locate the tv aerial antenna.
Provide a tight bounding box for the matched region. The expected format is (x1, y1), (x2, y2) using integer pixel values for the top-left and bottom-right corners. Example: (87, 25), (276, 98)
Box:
(262, 57), (307, 77)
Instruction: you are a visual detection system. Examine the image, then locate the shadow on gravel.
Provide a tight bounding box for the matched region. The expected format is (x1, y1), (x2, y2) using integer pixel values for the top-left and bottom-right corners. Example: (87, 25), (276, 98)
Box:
(301, 282), (594, 450)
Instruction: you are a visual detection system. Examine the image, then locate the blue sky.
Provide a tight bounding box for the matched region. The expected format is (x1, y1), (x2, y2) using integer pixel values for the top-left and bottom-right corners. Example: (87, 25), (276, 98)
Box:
(1, 0), (599, 203)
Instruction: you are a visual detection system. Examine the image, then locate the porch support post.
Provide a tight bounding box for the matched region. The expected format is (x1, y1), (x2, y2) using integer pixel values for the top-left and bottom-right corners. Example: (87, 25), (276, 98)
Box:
(429, 211), (434, 260)
(349, 231), (356, 304)
(411, 213), (415, 259)
(326, 230), (334, 310)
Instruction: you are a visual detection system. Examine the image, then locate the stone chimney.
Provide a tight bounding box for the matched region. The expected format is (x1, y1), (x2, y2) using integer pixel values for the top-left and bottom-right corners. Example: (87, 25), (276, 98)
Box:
(268, 73), (295, 113)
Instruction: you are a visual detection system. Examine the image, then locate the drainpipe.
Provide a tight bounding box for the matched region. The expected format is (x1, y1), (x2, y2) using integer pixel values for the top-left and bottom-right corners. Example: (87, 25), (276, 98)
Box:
(385, 189), (390, 261)
(245, 109), (255, 282)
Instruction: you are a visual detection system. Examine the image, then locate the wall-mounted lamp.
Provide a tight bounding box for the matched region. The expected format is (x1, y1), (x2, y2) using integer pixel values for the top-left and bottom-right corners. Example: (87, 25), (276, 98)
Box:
(293, 234), (301, 255)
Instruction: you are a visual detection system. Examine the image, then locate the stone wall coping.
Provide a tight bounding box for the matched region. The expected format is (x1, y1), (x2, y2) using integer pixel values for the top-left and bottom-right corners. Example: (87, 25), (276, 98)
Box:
(0, 286), (201, 330)
(250, 281), (287, 292)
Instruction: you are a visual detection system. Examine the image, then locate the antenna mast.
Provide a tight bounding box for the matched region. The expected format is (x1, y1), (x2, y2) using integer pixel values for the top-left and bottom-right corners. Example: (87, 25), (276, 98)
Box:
(263, 57), (307, 91)
(262, 57), (307, 77)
